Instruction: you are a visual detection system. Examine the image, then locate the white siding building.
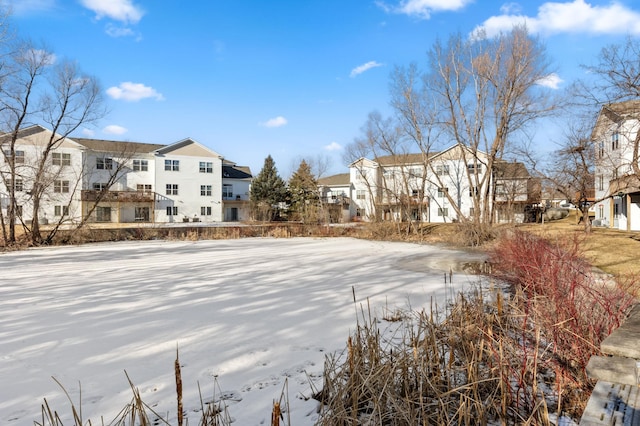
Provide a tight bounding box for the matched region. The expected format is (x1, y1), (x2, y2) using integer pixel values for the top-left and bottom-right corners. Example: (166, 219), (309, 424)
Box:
(593, 101), (640, 230)
(0, 126), (251, 226)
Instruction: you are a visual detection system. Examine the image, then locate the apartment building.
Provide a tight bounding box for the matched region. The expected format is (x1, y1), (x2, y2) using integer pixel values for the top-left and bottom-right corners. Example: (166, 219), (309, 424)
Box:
(593, 100), (640, 230)
(320, 144), (538, 223)
(0, 125), (252, 225)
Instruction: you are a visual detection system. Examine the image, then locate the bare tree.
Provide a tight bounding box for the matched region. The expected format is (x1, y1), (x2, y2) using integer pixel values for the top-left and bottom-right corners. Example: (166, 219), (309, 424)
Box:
(0, 41), (105, 245)
(424, 26), (558, 224)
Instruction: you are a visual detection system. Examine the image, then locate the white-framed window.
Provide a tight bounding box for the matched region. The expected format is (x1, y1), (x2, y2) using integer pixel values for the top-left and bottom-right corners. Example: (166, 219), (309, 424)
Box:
(222, 184), (233, 199)
(199, 162), (213, 173)
(137, 184), (152, 192)
(200, 185), (212, 196)
(437, 187), (448, 198)
(133, 159), (148, 171)
(356, 190), (366, 200)
(54, 205), (69, 216)
(166, 184), (179, 195)
(96, 157), (113, 170)
(412, 189), (420, 198)
(54, 180), (70, 193)
(331, 190), (344, 199)
(598, 142), (605, 159)
(613, 167), (619, 180)
(9, 178), (24, 192)
(164, 159), (179, 171)
(166, 206), (178, 216)
(612, 132), (620, 150)
(436, 164), (450, 176)
(468, 186), (479, 197)
(93, 183), (108, 191)
(3, 149), (25, 164)
(495, 184), (505, 195)
(438, 207), (449, 216)
(598, 175), (604, 191)
(52, 152), (71, 166)
(96, 206), (111, 222)
(201, 206), (212, 216)
(467, 163), (482, 174)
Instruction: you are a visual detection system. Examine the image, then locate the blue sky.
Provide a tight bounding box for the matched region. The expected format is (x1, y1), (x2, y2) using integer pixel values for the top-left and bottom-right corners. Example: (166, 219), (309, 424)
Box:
(7, 0), (640, 177)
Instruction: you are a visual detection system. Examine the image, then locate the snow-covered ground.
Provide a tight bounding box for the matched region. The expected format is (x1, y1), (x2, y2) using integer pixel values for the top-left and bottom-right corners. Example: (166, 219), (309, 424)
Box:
(0, 237), (485, 425)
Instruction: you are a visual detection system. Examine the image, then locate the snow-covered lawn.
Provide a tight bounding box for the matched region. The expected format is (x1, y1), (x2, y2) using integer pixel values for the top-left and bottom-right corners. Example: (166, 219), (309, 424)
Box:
(0, 237), (485, 425)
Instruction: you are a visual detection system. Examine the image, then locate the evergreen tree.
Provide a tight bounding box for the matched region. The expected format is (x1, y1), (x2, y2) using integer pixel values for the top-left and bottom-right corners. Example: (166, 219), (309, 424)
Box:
(250, 155), (289, 220)
(289, 160), (319, 222)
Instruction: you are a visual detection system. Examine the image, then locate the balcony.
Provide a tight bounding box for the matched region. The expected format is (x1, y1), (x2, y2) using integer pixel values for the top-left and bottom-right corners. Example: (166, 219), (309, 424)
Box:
(81, 190), (156, 203)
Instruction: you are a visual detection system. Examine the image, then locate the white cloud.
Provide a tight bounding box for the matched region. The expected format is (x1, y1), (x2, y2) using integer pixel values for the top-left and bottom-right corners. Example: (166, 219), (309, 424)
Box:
(105, 24), (137, 38)
(350, 61), (384, 78)
(7, 0), (56, 15)
(80, 0), (144, 24)
(379, 0), (473, 19)
(81, 128), (95, 137)
(260, 116), (288, 128)
(103, 125), (127, 135)
(324, 142), (342, 151)
(474, 0), (640, 37)
(536, 73), (563, 89)
(106, 82), (164, 102)
(26, 49), (56, 66)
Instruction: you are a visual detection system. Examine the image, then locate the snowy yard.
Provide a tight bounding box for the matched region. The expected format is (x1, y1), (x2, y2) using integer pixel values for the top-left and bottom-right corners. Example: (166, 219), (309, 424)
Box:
(0, 237), (485, 425)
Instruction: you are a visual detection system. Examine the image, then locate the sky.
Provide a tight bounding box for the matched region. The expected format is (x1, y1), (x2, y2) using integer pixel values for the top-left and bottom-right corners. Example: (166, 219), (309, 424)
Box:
(6, 0), (640, 177)
(0, 237), (490, 425)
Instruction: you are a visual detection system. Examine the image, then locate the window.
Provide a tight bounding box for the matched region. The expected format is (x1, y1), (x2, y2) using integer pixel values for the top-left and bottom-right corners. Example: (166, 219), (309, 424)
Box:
(200, 185), (212, 196)
(612, 132), (620, 150)
(54, 205), (69, 216)
(137, 184), (152, 192)
(93, 183), (108, 191)
(96, 157), (113, 170)
(199, 161), (213, 173)
(331, 190), (344, 200)
(54, 180), (70, 193)
(468, 186), (479, 197)
(598, 175), (604, 191)
(412, 189), (420, 198)
(613, 167), (619, 180)
(3, 149), (25, 163)
(96, 206), (111, 222)
(467, 163), (482, 174)
(201, 206), (212, 216)
(598, 142), (604, 159)
(166, 184), (179, 195)
(438, 207), (449, 217)
(436, 165), (450, 176)
(135, 207), (150, 221)
(164, 159), (179, 171)
(356, 190), (366, 200)
(166, 206), (178, 216)
(437, 187), (448, 198)
(222, 184), (233, 199)
(495, 184), (505, 195)
(52, 152), (71, 166)
(15, 205), (22, 216)
(9, 178), (24, 192)
(133, 159), (148, 171)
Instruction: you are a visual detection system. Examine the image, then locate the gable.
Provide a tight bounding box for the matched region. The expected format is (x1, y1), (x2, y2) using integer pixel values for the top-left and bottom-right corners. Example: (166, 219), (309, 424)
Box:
(158, 138), (222, 158)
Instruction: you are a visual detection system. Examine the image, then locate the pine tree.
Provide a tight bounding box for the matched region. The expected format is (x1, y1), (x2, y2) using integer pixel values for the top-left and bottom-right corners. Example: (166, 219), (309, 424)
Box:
(289, 160), (319, 222)
(250, 155), (289, 220)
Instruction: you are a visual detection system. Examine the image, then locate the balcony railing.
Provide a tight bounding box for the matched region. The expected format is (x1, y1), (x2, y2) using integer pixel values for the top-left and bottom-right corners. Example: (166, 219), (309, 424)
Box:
(81, 190), (156, 203)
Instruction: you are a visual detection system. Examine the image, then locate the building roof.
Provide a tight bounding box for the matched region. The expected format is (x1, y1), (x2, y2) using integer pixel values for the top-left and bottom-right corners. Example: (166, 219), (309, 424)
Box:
(73, 137), (166, 154)
(223, 164), (252, 179)
(494, 161), (531, 179)
(375, 152), (436, 166)
(591, 100), (640, 140)
(318, 173), (350, 186)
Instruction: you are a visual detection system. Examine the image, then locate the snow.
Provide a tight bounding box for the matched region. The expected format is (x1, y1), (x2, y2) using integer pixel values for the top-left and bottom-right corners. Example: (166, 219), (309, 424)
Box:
(0, 237), (485, 425)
